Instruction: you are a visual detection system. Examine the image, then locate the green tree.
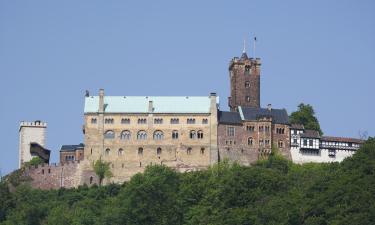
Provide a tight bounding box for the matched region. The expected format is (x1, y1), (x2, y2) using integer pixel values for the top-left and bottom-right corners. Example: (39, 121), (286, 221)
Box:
(93, 158), (112, 186)
(290, 103), (323, 135)
(23, 157), (44, 167)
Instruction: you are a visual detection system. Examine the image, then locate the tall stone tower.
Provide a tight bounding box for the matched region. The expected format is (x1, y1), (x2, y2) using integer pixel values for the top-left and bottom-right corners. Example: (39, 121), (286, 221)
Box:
(228, 48), (261, 111)
(18, 120), (47, 168)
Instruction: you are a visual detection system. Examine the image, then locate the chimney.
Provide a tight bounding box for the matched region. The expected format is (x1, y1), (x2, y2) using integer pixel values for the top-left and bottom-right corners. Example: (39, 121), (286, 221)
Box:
(99, 89), (104, 113)
(267, 104), (272, 111)
(148, 100), (154, 113)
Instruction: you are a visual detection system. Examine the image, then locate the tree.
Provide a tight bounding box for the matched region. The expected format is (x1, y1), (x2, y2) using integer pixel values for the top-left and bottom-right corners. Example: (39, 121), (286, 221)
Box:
(93, 158), (112, 186)
(23, 157), (44, 167)
(289, 103), (323, 135)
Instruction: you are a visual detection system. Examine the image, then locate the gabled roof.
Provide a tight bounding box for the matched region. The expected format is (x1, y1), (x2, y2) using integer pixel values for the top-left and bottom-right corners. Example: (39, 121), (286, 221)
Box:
(218, 111), (242, 125)
(300, 130), (320, 139)
(84, 96), (217, 114)
(321, 136), (364, 144)
(240, 107), (289, 124)
(291, 124), (304, 129)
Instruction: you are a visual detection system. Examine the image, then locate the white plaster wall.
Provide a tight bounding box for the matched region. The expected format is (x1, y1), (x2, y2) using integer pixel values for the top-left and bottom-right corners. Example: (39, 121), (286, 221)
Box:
(19, 126), (46, 168)
(291, 147), (356, 164)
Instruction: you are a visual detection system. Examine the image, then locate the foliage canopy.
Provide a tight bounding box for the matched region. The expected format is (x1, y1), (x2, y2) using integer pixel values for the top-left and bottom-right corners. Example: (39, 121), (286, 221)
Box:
(290, 103), (323, 135)
(1, 138), (375, 224)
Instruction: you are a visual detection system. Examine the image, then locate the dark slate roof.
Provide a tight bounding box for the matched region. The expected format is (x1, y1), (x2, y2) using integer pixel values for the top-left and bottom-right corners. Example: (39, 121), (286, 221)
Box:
(218, 111), (242, 125)
(321, 136), (364, 144)
(30, 142), (51, 163)
(240, 52), (248, 60)
(300, 130), (320, 138)
(60, 143), (84, 152)
(291, 124), (304, 129)
(241, 107), (289, 124)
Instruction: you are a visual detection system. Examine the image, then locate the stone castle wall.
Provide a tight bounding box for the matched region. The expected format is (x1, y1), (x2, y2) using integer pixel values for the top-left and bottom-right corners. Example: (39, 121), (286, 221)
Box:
(24, 161), (99, 190)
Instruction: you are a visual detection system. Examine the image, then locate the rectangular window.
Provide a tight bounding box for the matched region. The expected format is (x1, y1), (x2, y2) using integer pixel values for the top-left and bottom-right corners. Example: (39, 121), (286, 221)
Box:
(309, 140), (313, 146)
(303, 139), (307, 146)
(227, 127), (235, 137)
(293, 138), (297, 144)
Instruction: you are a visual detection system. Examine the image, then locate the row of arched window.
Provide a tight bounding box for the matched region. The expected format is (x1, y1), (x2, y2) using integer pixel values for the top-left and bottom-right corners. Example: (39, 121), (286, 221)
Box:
(104, 130), (204, 140)
(104, 147), (206, 156)
(93, 117), (209, 125)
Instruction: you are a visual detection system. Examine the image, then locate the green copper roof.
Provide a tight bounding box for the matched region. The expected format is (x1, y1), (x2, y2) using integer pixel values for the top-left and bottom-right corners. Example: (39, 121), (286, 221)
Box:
(84, 96), (218, 114)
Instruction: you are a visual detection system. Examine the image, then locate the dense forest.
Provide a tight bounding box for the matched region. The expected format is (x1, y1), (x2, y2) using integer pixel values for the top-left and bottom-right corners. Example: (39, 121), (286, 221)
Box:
(1, 138), (374, 225)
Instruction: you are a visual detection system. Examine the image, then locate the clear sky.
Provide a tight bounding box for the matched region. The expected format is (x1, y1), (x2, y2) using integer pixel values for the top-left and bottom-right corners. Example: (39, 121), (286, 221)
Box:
(0, 0), (374, 175)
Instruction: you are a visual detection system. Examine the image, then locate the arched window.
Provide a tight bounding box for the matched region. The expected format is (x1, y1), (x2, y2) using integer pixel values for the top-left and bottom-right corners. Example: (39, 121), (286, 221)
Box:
(89, 176), (93, 184)
(202, 118), (208, 124)
(137, 130), (147, 140)
(172, 130), (179, 139)
(153, 130), (164, 140)
(104, 130), (115, 139)
(118, 148), (124, 156)
(200, 147), (205, 155)
(190, 130), (197, 139)
(157, 147), (162, 155)
(105, 148), (110, 155)
(187, 147), (192, 155)
(138, 147), (143, 155)
(197, 130), (204, 139)
(120, 130), (131, 140)
(248, 137), (253, 146)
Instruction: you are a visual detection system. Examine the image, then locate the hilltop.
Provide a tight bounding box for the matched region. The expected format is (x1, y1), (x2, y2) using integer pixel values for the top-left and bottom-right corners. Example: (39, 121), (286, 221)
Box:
(1, 138), (374, 225)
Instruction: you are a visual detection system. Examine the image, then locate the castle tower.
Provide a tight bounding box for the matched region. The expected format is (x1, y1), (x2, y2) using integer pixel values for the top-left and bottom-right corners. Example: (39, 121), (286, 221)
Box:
(18, 120), (47, 168)
(228, 46), (261, 111)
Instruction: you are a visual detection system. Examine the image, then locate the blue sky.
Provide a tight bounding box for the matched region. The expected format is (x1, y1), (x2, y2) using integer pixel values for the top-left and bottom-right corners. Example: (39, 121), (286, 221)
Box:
(0, 0), (374, 175)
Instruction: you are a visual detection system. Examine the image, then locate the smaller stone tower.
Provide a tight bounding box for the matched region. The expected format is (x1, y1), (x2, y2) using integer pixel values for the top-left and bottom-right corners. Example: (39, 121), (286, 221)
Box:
(228, 47), (261, 111)
(18, 120), (47, 168)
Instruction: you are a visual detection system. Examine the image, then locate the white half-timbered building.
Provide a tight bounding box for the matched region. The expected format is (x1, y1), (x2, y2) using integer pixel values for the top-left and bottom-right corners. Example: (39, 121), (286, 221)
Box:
(290, 124), (364, 164)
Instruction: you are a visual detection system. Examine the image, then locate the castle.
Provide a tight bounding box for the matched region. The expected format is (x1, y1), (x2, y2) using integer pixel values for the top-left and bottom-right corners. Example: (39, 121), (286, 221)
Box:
(18, 46), (364, 189)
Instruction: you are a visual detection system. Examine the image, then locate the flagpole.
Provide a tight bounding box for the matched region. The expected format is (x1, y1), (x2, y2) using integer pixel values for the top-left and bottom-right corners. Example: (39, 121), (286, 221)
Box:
(253, 35), (257, 58)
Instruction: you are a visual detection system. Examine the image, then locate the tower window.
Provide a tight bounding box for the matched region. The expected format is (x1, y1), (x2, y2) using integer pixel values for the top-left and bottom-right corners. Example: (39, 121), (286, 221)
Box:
(91, 118), (97, 124)
(118, 148), (124, 156)
(278, 140), (284, 148)
(202, 118), (208, 124)
(246, 96), (251, 102)
(245, 81), (250, 88)
(105, 148), (110, 156)
(200, 147), (205, 155)
(245, 65), (251, 72)
(187, 147), (192, 155)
